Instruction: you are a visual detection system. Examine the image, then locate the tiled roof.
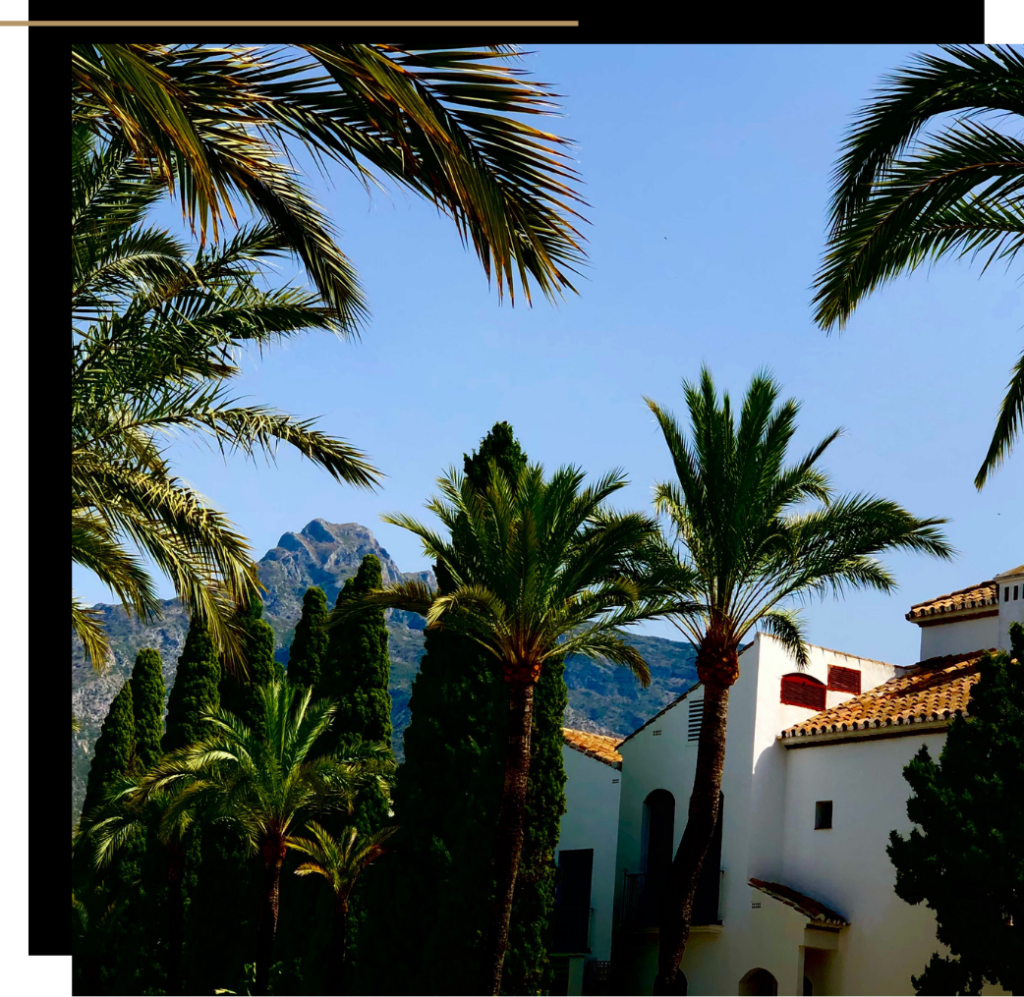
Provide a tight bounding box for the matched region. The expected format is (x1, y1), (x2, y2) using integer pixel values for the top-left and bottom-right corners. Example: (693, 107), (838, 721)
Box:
(749, 879), (849, 927)
(780, 650), (991, 741)
(906, 581), (998, 621)
(561, 728), (623, 768)
(994, 564), (1024, 579)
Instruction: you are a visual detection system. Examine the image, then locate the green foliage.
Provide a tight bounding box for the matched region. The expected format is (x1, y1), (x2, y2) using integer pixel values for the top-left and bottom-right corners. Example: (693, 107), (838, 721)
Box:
(163, 617), (221, 754)
(365, 423), (570, 995)
(130, 648), (166, 774)
(327, 555), (393, 759)
(219, 599), (284, 730)
(887, 622), (1024, 995)
(287, 587), (329, 689)
(82, 680), (136, 821)
(504, 654), (568, 996)
(811, 45), (1024, 486)
(71, 127), (379, 672)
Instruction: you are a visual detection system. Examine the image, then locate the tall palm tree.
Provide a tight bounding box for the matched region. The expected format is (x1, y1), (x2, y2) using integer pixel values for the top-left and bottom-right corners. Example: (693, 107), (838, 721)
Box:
(72, 129), (380, 671)
(139, 682), (394, 996)
(645, 368), (954, 993)
(290, 822), (398, 995)
(72, 44), (587, 323)
(331, 460), (680, 994)
(813, 43), (1024, 488)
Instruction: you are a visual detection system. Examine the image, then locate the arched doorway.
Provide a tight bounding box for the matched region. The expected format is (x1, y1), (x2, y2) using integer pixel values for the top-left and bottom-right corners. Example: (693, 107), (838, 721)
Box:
(739, 968), (778, 996)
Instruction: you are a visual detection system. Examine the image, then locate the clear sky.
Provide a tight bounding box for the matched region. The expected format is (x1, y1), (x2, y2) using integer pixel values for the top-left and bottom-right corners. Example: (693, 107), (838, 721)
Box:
(72, 44), (1023, 666)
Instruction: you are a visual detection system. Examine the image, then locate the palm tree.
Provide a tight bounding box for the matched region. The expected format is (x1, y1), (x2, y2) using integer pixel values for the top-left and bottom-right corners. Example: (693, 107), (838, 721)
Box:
(139, 682), (394, 996)
(290, 822), (398, 995)
(75, 777), (194, 996)
(72, 129), (380, 671)
(71, 44), (587, 322)
(330, 460), (680, 994)
(813, 43), (1024, 488)
(645, 368), (954, 993)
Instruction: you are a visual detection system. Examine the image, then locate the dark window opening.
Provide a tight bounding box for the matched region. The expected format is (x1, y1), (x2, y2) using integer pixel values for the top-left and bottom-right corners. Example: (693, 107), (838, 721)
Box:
(553, 849), (593, 953)
(827, 665), (861, 694)
(1006, 587), (1011, 602)
(781, 673), (826, 710)
(1015, 585), (1020, 601)
(693, 792), (724, 925)
(815, 800), (833, 830)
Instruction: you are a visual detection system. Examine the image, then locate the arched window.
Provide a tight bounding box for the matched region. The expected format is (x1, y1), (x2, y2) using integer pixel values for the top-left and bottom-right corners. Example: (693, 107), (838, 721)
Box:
(739, 968), (778, 996)
(780, 673), (826, 710)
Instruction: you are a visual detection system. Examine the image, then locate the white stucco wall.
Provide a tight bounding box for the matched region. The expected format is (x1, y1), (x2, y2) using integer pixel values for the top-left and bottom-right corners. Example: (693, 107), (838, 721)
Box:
(611, 634), (901, 995)
(996, 568), (1024, 652)
(918, 614), (999, 660)
(557, 744), (622, 963)
(781, 733), (953, 995)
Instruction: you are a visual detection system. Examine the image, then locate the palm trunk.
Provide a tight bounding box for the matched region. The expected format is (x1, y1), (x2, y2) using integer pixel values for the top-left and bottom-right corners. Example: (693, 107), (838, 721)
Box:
(653, 674), (731, 994)
(255, 837), (286, 997)
(165, 841), (186, 997)
(481, 678), (536, 996)
(324, 893), (349, 995)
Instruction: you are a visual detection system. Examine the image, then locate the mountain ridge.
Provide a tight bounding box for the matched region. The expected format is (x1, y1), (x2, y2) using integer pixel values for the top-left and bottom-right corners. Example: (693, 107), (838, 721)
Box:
(72, 520), (696, 825)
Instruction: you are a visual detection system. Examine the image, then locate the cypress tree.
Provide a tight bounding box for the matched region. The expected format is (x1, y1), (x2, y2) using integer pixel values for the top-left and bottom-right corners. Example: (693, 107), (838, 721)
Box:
(219, 598), (283, 729)
(887, 622), (1024, 996)
(373, 422), (568, 995)
(129, 648), (166, 773)
(163, 617), (221, 754)
(287, 586), (330, 688)
(81, 680), (136, 820)
(296, 555), (394, 994)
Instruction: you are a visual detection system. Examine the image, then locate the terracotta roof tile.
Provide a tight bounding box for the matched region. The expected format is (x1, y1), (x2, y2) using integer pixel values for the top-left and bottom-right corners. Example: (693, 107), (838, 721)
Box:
(561, 728), (623, 768)
(906, 581), (998, 621)
(780, 650), (991, 741)
(749, 879), (849, 927)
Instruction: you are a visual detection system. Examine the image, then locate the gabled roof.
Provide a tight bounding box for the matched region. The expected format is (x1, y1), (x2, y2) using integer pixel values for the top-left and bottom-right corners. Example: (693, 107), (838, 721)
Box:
(749, 878), (849, 927)
(617, 681), (702, 747)
(780, 650), (990, 742)
(994, 564), (1024, 579)
(906, 581), (998, 622)
(561, 728), (623, 768)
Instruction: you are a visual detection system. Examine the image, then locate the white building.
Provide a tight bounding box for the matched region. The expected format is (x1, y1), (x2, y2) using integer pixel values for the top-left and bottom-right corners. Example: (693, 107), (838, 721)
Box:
(552, 566), (1022, 995)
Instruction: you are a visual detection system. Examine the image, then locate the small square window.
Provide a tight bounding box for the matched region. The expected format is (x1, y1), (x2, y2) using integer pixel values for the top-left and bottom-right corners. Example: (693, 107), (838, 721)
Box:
(814, 800), (833, 829)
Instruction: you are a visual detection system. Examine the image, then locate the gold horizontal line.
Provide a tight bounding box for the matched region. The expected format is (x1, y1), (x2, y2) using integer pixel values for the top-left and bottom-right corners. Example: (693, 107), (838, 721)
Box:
(0, 20), (579, 26)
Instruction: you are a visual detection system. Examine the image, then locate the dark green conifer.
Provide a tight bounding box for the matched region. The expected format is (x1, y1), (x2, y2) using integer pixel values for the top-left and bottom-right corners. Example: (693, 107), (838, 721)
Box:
(163, 617), (221, 754)
(219, 598), (283, 729)
(887, 622), (1024, 996)
(81, 680), (136, 820)
(129, 648), (166, 773)
(370, 422), (567, 995)
(287, 586), (330, 688)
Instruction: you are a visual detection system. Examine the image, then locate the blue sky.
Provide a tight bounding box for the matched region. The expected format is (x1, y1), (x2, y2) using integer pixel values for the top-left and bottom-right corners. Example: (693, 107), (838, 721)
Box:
(72, 44), (1023, 666)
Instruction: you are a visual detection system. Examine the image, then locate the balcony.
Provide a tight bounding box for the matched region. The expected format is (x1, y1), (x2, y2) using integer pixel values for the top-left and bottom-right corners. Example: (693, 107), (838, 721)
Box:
(620, 869), (723, 931)
(551, 904), (595, 954)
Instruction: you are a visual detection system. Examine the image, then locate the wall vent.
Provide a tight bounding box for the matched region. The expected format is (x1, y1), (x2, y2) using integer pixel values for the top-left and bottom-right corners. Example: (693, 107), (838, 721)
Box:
(828, 665), (861, 695)
(751, 901), (761, 909)
(687, 700), (704, 742)
(652, 730), (662, 736)
(612, 778), (619, 784)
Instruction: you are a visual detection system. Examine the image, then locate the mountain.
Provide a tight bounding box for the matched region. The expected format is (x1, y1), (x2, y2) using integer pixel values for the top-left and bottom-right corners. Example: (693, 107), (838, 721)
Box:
(72, 520), (696, 825)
